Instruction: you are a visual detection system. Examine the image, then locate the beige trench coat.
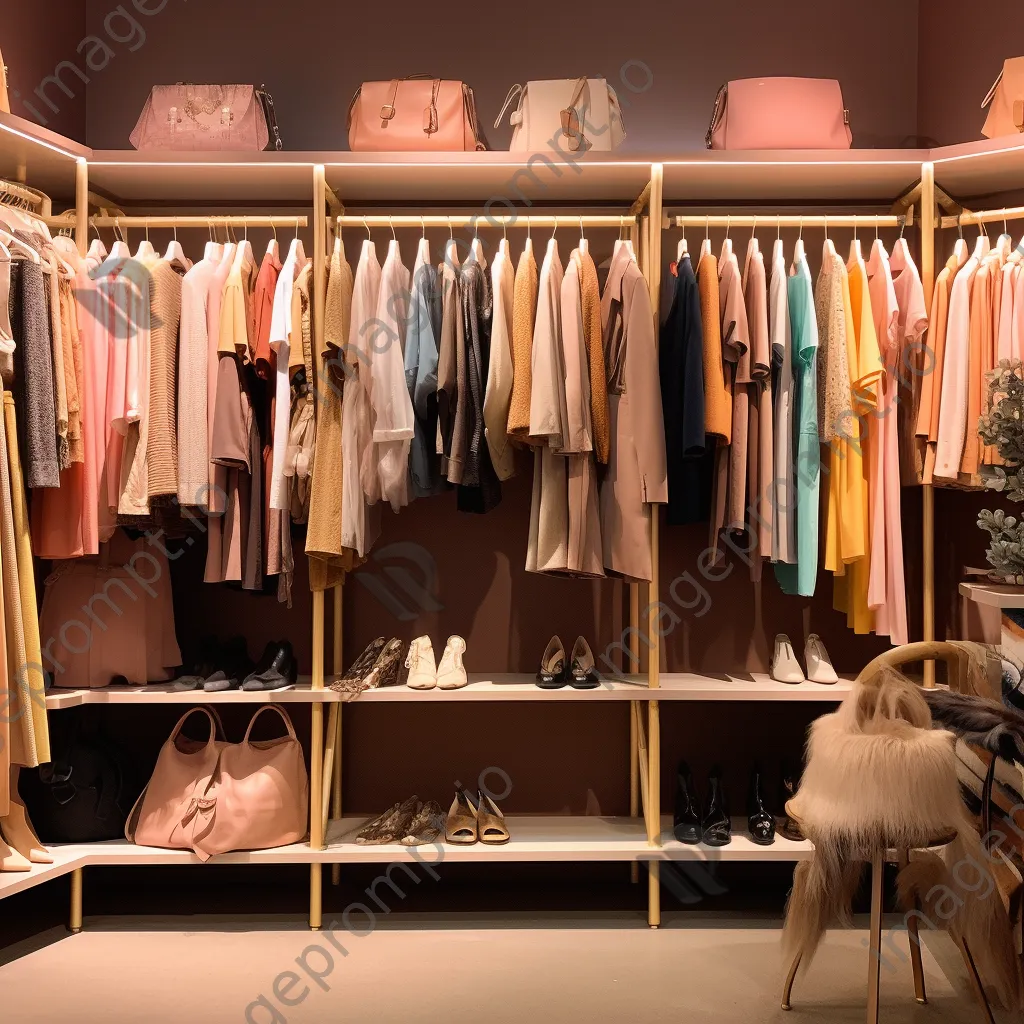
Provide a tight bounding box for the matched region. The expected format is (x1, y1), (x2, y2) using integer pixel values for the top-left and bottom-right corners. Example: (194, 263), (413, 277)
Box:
(599, 245), (668, 582)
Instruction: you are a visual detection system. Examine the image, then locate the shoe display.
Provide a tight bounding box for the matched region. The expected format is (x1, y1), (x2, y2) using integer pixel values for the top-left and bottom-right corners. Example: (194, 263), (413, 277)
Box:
(405, 636), (438, 690)
(240, 640), (298, 692)
(770, 634), (805, 684)
(569, 637), (600, 690)
(204, 636), (255, 692)
(400, 801), (445, 846)
(362, 639), (404, 689)
(746, 764), (776, 846)
(702, 766), (732, 847)
(436, 636), (468, 690)
(476, 789), (511, 845)
(804, 634), (839, 684)
(537, 635), (568, 689)
(672, 760), (702, 845)
(445, 786), (479, 845)
(777, 762), (805, 842)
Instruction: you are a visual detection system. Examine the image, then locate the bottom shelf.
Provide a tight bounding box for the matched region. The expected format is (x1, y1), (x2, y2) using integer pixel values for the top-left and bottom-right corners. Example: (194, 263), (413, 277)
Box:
(0, 815), (814, 900)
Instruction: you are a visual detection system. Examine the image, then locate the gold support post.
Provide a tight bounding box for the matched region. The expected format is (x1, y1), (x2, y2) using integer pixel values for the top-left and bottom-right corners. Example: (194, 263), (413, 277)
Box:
(74, 159), (88, 258)
(331, 582), (344, 886)
(309, 165), (328, 930)
(69, 868), (83, 933)
(920, 162), (937, 688)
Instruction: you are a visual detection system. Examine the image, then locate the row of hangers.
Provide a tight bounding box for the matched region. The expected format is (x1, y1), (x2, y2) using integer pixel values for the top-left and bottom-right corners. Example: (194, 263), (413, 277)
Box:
(0, 186), (78, 277)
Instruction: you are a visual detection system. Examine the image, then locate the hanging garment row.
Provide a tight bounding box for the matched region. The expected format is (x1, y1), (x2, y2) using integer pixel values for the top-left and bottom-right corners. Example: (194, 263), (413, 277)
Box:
(307, 225), (667, 585)
(28, 219), (314, 611)
(917, 221), (1024, 488)
(659, 222), (928, 646)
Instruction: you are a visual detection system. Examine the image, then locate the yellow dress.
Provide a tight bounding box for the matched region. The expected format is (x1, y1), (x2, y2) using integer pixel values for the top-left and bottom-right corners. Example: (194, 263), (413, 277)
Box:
(834, 257), (881, 635)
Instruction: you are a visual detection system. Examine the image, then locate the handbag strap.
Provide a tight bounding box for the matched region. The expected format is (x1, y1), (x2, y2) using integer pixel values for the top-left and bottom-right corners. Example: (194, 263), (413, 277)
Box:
(982, 69), (1004, 110)
(167, 705), (225, 746)
(706, 84), (728, 149)
(494, 85), (523, 129)
(242, 705), (298, 744)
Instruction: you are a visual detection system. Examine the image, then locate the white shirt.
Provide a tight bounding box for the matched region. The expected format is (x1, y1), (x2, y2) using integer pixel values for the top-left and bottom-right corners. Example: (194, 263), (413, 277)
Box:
(268, 244), (299, 511)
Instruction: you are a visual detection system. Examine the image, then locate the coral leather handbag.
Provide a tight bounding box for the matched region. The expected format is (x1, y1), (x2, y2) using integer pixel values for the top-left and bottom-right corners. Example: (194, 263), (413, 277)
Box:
(0, 47), (9, 115)
(706, 77), (853, 150)
(982, 58), (1024, 138)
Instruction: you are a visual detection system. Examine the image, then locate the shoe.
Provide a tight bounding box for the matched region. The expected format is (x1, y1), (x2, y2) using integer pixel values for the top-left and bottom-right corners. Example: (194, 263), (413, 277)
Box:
(240, 640), (298, 692)
(1, 791), (52, 865)
(405, 636), (438, 690)
(400, 801), (445, 846)
(332, 638), (386, 691)
(747, 764), (776, 846)
(362, 639), (404, 689)
(356, 796), (418, 845)
(476, 789), (511, 845)
(673, 760), (702, 845)
(537, 635), (568, 689)
(204, 636), (254, 692)
(777, 762), (804, 842)
(804, 634), (838, 684)
(436, 636), (468, 690)
(445, 786), (479, 845)
(701, 766), (732, 847)
(770, 634), (805, 684)
(173, 635), (219, 691)
(569, 637), (600, 689)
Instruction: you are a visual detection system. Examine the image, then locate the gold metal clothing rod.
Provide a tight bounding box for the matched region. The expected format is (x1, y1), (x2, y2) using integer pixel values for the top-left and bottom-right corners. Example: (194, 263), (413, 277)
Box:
(668, 214), (905, 229)
(940, 205), (1024, 229)
(86, 216), (309, 229)
(335, 214), (633, 229)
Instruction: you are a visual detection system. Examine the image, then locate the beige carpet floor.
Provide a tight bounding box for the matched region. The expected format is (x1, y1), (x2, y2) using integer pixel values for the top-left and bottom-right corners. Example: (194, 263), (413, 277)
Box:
(0, 913), (1003, 1023)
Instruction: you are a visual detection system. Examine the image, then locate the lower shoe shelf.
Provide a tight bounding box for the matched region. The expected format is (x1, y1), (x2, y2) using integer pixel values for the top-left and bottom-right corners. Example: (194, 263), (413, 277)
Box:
(0, 816), (814, 901)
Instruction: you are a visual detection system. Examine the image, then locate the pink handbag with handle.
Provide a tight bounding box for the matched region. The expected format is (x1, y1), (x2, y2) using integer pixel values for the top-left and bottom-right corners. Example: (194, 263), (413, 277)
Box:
(347, 77), (487, 151)
(706, 78), (852, 150)
(126, 706), (308, 861)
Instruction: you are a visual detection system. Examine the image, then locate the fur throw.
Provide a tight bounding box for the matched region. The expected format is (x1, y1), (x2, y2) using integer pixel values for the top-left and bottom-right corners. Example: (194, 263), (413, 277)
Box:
(922, 688), (1024, 764)
(782, 667), (1023, 1010)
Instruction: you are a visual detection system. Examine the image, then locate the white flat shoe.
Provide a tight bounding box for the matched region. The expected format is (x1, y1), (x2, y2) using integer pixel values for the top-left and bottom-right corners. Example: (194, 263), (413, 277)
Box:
(405, 635), (437, 690)
(771, 634), (805, 684)
(805, 634), (838, 684)
(436, 636), (468, 690)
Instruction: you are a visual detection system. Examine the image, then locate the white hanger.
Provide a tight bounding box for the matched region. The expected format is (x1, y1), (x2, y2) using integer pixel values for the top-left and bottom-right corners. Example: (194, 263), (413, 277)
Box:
(699, 215), (712, 262)
(793, 219), (805, 264)
(0, 228), (40, 264)
(524, 217), (534, 258)
(134, 219), (157, 262)
(286, 218), (306, 271)
(498, 217), (509, 259)
(773, 224), (785, 265)
(444, 225), (460, 269)
(267, 221), (280, 261)
(821, 215), (836, 260)
(108, 218), (130, 260)
(547, 216), (559, 259)
(579, 215), (589, 257)
(232, 219), (254, 274)
(163, 224), (189, 272)
(848, 221), (862, 265)
(972, 220), (990, 261)
(720, 215), (733, 261)
(471, 233), (485, 267)
(87, 225), (108, 264)
(677, 236), (688, 261)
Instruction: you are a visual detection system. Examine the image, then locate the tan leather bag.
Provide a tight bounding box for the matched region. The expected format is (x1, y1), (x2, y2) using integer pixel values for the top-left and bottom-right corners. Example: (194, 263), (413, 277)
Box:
(126, 706), (308, 861)
(0, 47), (9, 115)
(347, 77), (486, 151)
(982, 58), (1024, 138)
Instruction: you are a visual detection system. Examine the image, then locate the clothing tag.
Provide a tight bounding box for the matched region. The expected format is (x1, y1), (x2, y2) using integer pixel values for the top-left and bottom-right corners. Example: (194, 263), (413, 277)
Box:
(669, 261), (678, 278)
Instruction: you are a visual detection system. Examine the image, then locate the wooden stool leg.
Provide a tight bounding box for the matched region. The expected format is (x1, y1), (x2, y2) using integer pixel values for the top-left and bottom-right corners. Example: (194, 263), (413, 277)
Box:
(866, 852), (885, 1024)
(897, 851), (927, 1005)
(781, 952), (802, 1011)
(955, 937), (997, 1024)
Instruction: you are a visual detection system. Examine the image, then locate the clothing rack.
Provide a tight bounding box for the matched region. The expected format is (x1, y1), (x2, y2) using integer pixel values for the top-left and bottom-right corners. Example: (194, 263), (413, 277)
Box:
(940, 204), (1024, 229)
(333, 214), (635, 230)
(667, 213), (907, 230)
(86, 215), (309, 229)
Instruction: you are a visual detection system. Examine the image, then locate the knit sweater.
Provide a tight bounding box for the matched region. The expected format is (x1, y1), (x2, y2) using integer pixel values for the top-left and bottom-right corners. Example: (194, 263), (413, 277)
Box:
(578, 248), (609, 464)
(147, 260), (184, 497)
(506, 244), (539, 440)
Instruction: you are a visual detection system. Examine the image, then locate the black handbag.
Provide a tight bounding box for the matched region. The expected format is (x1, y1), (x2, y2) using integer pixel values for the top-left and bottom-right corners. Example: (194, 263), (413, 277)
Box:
(19, 709), (141, 843)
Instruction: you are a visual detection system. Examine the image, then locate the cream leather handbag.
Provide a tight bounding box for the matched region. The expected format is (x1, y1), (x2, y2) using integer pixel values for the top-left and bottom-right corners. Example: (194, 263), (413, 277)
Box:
(495, 78), (626, 152)
(982, 58), (1024, 138)
(0, 48), (10, 115)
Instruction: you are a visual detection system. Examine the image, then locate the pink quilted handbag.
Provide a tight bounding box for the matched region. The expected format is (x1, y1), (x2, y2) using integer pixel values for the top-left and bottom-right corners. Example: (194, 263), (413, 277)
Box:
(127, 706), (308, 860)
(348, 77), (487, 151)
(706, 78), (852, 150)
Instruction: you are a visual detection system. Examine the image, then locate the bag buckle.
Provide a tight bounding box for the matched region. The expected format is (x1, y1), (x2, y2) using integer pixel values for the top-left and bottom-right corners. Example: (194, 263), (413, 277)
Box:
(423, 103), (438, 135)
(379, 103), (396, 128)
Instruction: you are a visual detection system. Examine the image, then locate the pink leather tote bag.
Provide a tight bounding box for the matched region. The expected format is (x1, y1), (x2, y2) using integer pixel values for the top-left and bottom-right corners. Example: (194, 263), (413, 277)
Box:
(706, 78), (852, 150)
(348, 77), (486, 151)
(127, 706), (308, 861)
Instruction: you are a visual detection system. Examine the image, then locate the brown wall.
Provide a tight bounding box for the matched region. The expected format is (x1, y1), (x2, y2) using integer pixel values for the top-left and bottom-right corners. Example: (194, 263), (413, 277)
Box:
(81, 0), (921, 150)
(917, 5), (1024, 147)
(5, 2), (87, 141)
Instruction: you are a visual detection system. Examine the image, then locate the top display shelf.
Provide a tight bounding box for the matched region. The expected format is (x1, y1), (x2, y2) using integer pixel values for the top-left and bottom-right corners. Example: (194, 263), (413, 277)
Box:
(4, 112), (1023, 208)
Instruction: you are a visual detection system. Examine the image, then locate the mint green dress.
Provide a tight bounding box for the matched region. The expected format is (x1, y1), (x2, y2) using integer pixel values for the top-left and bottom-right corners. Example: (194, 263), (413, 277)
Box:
(774, 256), (819, 597)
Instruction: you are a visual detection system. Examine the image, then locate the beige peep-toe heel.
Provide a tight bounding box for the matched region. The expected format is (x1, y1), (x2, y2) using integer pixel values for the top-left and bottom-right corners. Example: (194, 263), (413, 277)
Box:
(445, 787), (478, 845)
(476, 790), (511, 845)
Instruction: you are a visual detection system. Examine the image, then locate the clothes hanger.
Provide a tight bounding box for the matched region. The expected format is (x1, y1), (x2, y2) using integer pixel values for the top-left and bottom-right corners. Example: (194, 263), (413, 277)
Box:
(972, 218), (990, 261)
(417, 216), (430, 264)
(267, 220), (280, 261)
(951, 214), (968, 266)
(524, 217), (533, 257)
(109, 218), (130, 260)
(334, 218), (344, 257)
(822, 213), (836, 260)
(498, 216), (509, 258)
(579, 215), (589, 257)
(87, 221), (108, 264)
(793, 218), (805, 264)
(995, 213), (1013, 260)
(612, 215), (633, 262)
(135, 218), (157, 262)
(471, 225), (485, 266)
(163, 224), (189, 272)
(204, 219), (224, 262)
(773, 217), (785, 264)
(848, 220), (862, 265)
(232, 218), (254, 273)
(720, 215), (733, 261)
(287, 218), (306, 270)
(362, 217), (377, 261)
(699, 215), (712, 262)
(0, 228), (40, 264)
(547, 216), (559, 258)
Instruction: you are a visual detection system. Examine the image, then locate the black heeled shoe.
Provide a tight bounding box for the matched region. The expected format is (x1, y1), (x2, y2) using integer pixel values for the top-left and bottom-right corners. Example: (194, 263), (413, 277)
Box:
(673, 760), (702, 845)
(777, 761), (804, 842)
(747, 764), (776, 846)
(536, 636), (568, 689)
(701, 766), (732, 847)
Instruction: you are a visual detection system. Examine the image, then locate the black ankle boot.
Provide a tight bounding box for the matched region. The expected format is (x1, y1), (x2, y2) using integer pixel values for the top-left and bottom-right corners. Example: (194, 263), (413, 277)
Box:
(777, 761), (804, 842)
(702, 766), (731, 847)
(673, 760), (702, 845)
(747, 764), (776, 846)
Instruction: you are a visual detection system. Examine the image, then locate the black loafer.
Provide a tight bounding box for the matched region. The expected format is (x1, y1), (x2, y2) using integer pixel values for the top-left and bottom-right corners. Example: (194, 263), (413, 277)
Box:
(536, 635), (568, 689)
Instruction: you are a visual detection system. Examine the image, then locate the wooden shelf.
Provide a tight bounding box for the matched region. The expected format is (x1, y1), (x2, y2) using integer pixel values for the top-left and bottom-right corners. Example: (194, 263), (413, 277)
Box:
(44, 673), (850, 709)
(0, 111), (87, 200)
(932, 136), (1024, 200)
(958, 581), (1024, 609)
